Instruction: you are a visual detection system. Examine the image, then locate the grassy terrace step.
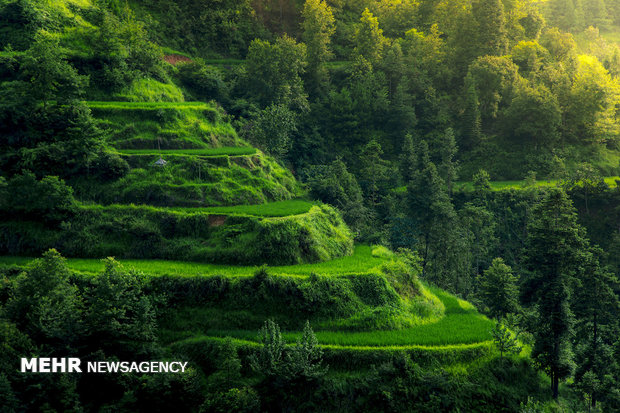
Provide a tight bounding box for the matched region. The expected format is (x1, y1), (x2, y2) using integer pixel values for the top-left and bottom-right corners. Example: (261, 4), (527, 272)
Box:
(116, 147), (258, 157)
(0, 245), (380, 277)
(192, 287), (493, 347)
(85, 101), (212, 110)
(79, 199), (315, 218)
(394, 176), (620, 194)
(86, 100), (242, 149)
(1, 204), (353, 264)
(455, 176), (620, 191)
(167, 199), (316, 217)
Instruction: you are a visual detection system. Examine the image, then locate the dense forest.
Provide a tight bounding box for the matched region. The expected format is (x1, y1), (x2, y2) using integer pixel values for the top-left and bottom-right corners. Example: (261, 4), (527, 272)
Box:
(0, 0), (619, 411)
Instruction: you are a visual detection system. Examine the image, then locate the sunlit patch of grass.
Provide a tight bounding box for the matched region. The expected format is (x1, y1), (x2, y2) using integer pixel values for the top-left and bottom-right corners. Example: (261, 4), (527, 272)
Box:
(200, 286), (493, 346)
(117, 147), (257, 157)
(0, 245), (383, 278)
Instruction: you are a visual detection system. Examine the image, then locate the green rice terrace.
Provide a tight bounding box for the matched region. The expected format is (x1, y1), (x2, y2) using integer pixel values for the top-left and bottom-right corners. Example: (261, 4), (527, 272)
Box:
(0, 245), (499, 369)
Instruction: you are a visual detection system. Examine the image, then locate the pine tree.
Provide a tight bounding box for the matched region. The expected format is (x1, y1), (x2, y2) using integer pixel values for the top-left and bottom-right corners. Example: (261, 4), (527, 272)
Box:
(438, 128), (458, 194)
(462, 73), (482, 150)
(525, 189), (589, 399)
(289, 321), (327, 378)
(572, 249), (620, 409)
(407, 141), (459, 285)
(399, 134), (416, 184)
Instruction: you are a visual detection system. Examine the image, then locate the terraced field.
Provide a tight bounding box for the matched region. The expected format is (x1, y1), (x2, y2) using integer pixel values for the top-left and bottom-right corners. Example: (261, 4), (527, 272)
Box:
(116, 147), (258, 157)
(0, 245), (496, 366)
(198, 287), (494, 347)
(0, 244), (382, 277)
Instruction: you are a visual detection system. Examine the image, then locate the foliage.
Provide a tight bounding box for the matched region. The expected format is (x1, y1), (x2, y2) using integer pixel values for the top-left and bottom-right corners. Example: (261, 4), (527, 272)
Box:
(491, 322), (522, 361)
(478, 258), (519, 319)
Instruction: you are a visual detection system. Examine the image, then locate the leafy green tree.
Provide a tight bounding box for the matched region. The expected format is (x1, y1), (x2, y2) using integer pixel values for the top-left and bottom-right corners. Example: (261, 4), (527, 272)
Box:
(83, 258), (156, 356)
(302, 0), (335, 96)
(472, 168), (492, 195)
(479, 258), (519, 319)
(462, 72), (482, 150)
(407, 141), (461, 287)
(0, 33), (103, 178)
(249, 319), (288, 377)
(307, 159), (369, 235)
(564, 163), (606, 214)
(467, 56), (518, 122)
(471, 0), (508, 57)
(491, 322), (522, 362)
(502, 83), (561, 150)
(565, 55), (619, 145)
(244, 36), (308, 111)
(525, 188), (589, 399)
(1, 172), (76, 222)
(353, 8), (387, 67)
(289, 321), (327, 379)
(6, 249), (83, 350)
(245, 103), (297, 158)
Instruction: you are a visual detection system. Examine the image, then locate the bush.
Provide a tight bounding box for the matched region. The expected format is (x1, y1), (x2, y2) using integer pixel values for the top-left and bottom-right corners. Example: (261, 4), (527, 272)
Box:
(177, 61), (229, 102)
(1, 172), (76, 222)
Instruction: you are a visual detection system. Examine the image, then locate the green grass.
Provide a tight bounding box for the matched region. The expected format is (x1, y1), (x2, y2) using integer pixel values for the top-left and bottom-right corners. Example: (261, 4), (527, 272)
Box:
(0, 245), (380, 278)
(117, 147), (257, 157)
(169, 199), (315, 217)
(200, 286), (493, 347)
(85, 101), (211, 110)
(454, 176), (620, 192)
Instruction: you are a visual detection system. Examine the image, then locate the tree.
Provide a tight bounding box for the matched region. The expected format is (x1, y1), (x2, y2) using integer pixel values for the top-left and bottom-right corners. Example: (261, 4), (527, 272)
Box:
(525, 188), (589, 399)
(209, 338), (243, 390)
(572, 249), (619, 409)
(472, 169), (492, 197)
(479, 258), (519, 319)
(302, 0), (335, 96)
(565, 55), (619, 145)
(462, 73), (482, 150)
(471, 0), (508, 57)
(289, 321), (327, 379)
(358, 139), (389, 210)
(6, 249), (83, 350)
(83, 258), (157, 356)
(353, 8), (387, 67)
(245, 103), (297, 158)
(438, 128), (458, 194)
(406, 141), (460, 286)
(460, 203), (497, 278)
(1, 172), (76, 222)
(307, 159), (369, 234)
(0, 33), (103, 179)
(399, 134), (416, 184)
(502, 83), (561, 150)
(491, 322), (522, 362)
(244, 36), (308, 111)
(249, 319), (288, 377)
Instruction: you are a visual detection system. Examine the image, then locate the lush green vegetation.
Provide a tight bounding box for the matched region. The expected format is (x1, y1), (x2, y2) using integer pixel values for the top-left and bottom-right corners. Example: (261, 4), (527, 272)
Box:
(117, 147), (258, 157)
(1, 0), (620, 411)
(0, 243), (376, 277)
